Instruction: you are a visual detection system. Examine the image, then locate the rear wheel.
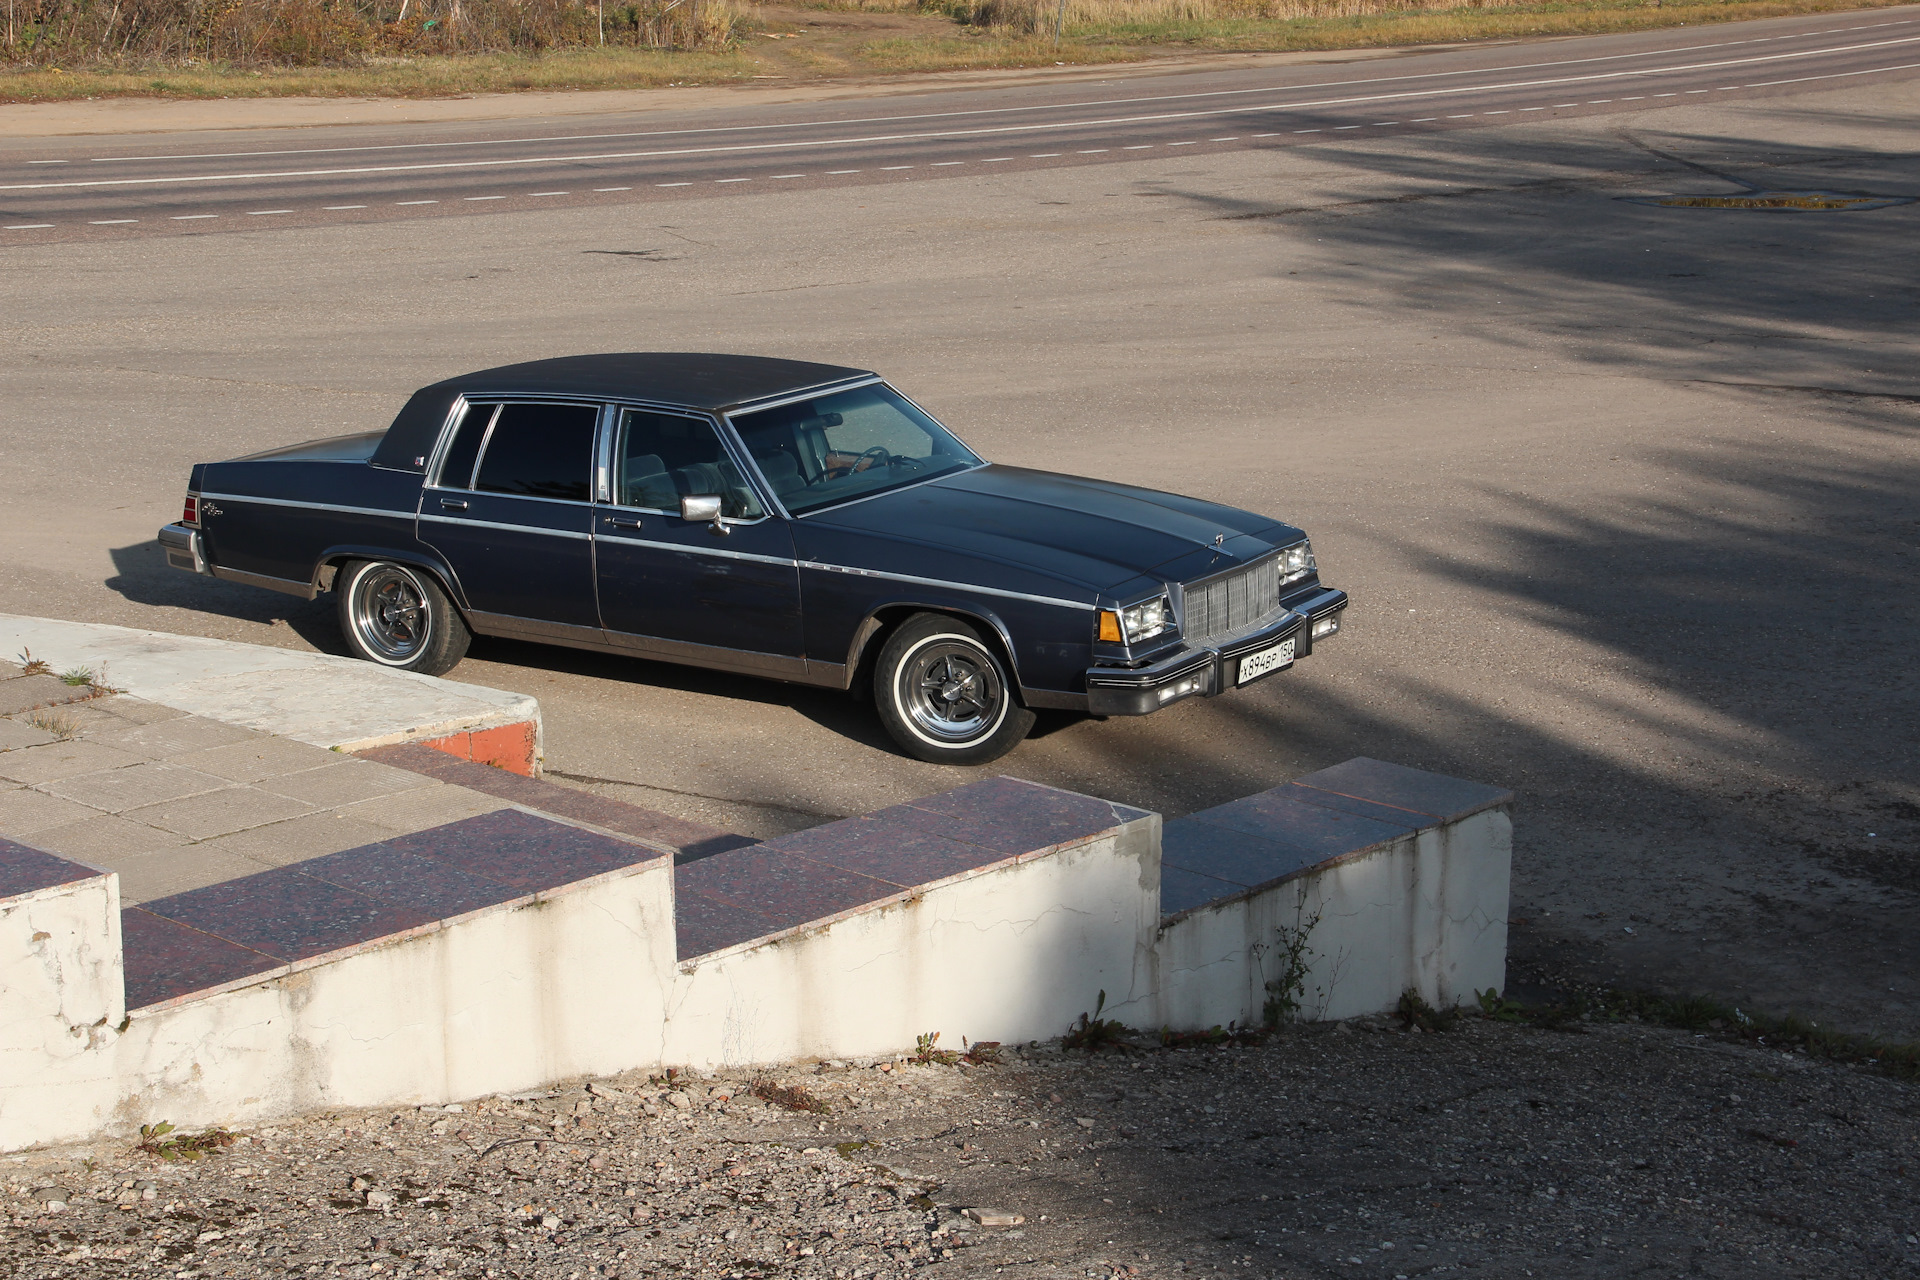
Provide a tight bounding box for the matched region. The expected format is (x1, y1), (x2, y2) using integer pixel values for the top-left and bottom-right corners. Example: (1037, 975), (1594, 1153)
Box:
(335, 559), (470, 676)
(873, 613), (1035, 765)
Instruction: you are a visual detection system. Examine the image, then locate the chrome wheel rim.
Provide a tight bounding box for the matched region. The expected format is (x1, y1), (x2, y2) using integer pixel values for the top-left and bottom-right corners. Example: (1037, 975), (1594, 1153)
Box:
(897, 636), (1007, 745)
(350, 565), (430, 664)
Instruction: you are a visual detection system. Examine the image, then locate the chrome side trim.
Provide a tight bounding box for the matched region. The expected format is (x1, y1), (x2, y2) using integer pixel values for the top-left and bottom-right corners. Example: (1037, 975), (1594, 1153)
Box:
(798, 560), (1095, 612)
(419, 513), (593, 541)
(719, 375), (884, 418)
(600, 628), (823, 683)
(596, 531), (796, 568)
(467, 611), (609, 646)
(198, 492), (411, 522)
(210, 565), (315, 599)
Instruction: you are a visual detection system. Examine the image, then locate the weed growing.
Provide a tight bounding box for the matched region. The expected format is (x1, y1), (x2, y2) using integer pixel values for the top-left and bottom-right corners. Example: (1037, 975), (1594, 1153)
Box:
(914, 1031), (960, 1066)
(15, 649), (51, 677)
(26, 709), (79, 740)
(59, 666), (95, 687)
(1064, 990), (1132, 1053)
(136, 1122), (238, 1161)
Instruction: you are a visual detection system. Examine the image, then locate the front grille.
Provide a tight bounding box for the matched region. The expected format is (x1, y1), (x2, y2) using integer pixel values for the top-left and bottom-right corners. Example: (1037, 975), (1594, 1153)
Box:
(1182, 555), (1284, 647)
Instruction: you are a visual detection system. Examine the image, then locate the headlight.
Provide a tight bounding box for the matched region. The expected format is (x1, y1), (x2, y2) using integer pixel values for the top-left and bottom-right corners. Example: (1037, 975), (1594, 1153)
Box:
(1097, 596), (1172, 644)
(1278, 539), (1316, 585)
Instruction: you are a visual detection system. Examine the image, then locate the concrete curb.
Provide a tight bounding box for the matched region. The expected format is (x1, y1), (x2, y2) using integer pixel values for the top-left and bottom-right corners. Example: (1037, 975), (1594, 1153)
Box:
(0, 615), (541, 774)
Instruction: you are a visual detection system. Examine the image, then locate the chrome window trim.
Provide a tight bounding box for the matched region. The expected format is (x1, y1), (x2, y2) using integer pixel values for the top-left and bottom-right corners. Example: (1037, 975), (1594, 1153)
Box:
(421, 485), (597, 511)
(198, 492), (411, 521)
(430, 398), (602, 502)
(722, 379), (988, 522)
(419, 513), (593, 541)
(603, 402), (775, 527)
(797, 559), (1094, 613)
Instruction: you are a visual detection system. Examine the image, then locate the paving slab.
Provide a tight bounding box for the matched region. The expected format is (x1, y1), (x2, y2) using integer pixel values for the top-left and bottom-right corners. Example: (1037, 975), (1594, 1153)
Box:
(190, 810), (404, 870)
(26, 813), (191, 864)
(124, 785), (315, 841)
(0, 672), (91, 717)
(0, 737), (148, 786)
(0, 614), (539, 757)
(41, 761), (230, 814)
(256, 758), (435, 808)
(0, 718), (57, 751)
(174, 735), (346, 783)
(87, 714), (263, 757)
(0, 784), (107, 835)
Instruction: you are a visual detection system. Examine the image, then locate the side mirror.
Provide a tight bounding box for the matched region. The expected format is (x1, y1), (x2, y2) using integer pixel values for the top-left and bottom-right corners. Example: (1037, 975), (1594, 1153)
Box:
(680, 494), (729, 536)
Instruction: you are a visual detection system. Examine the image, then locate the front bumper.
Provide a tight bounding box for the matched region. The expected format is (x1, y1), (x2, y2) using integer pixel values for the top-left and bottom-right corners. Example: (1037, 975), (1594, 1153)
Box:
(158, 523), (210, 575)
(1084, 586), (1348, 717)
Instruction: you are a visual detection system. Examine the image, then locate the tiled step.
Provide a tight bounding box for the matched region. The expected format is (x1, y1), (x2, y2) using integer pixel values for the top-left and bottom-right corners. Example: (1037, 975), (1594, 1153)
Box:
(358, 743), (756, 863)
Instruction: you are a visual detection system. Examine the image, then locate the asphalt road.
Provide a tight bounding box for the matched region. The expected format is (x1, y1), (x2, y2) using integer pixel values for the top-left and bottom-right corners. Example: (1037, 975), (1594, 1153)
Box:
(3, 10), (1918, 1038)
(4, 11), (1919, 238)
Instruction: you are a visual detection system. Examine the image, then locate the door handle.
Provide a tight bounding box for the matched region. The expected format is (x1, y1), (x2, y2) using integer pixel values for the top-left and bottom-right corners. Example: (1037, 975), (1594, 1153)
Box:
(439, 498), (469, 511)
(606, 515), (643, 528)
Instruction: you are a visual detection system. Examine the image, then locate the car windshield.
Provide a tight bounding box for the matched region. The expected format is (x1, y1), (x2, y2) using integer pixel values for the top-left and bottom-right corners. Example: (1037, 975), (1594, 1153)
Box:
(730, 383), (982, 516)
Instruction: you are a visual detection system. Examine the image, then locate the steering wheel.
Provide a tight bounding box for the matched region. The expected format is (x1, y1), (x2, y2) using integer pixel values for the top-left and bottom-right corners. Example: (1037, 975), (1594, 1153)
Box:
(824, 446), (894, 480)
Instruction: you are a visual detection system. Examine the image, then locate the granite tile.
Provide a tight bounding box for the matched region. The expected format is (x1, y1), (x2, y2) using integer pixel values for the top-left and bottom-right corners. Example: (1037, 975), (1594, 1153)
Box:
(42, 762), (229, 814)
(0, 739), (147, 786)
(1160, 864), (1245, 918)
(87, 715), (262, 757)
(1278, 785), (1429, 831)
(386, 808), (651, 893)
(343, 784), (512, 835)
(26, 814), (190, 864)
(676, 844), (899, 933)
(900, 776), (1150, 856)
(0, 836), (97, 897)
(0, 718), (58, 751)
(174, 737), (344, 784)
(141, 865), (435, 962)
(111, 845), (279, 906)
(0, 785), (104, 835)
(353, 743), (474, 784)
(299, 843), (520, 918)
(1186, 790), (1410, 863)
(764, 810), (1007, 887)
(192, 810), (398, 869)
(1161, 818), (1327, 890)
(257, 759), (435, 808)
(120, 907), (280, 1009)
(1291, 757), (1514, 823)
(675, 887), (782, 959)
(124, 786), (313, 841)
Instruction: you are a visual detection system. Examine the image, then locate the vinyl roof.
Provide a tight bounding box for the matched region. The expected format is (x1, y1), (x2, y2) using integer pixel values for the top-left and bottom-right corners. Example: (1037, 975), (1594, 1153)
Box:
(371, 353), (873, 472)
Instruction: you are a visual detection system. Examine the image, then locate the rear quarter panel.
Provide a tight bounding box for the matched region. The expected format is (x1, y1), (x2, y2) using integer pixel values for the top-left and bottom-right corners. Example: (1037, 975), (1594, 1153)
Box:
(198, 461), (425, 588)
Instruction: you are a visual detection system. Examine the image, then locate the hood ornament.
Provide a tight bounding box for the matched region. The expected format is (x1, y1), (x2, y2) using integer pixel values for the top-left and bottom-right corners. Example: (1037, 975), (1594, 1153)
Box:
(1212, 532), (1226, 548)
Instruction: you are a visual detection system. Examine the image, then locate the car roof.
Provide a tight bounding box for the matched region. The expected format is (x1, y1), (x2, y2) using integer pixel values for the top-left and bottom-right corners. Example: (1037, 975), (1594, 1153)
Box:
(432, 353), (873, 411)
(371, 352), (874, 473)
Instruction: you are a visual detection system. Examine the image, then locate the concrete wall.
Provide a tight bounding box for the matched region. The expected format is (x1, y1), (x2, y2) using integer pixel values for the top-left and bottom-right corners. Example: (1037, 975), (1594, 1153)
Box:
(667, 813), (1161, 1066)
(1148, 808), (1512, 1031)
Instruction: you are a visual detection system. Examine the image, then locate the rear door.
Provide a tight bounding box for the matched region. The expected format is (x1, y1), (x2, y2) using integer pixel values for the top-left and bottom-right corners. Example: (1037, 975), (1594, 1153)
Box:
(418, 400), (602, 642)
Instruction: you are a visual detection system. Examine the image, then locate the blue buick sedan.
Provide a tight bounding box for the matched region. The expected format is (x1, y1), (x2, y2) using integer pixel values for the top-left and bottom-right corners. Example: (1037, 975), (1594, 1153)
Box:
(160, 354), (1347, 763)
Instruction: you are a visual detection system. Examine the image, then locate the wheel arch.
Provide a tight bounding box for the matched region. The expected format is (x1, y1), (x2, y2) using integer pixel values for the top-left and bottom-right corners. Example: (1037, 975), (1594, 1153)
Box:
(314, 546), (469, 616)
(845, 601), (1029, 705)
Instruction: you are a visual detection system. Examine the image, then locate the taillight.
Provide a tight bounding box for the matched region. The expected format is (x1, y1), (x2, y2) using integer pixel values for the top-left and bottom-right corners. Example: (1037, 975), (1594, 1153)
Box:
(182, 494), (199, 526)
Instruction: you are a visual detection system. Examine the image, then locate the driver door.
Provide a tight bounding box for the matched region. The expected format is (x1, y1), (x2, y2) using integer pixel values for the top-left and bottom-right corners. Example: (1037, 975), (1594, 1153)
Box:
(593, 407), (804, 676)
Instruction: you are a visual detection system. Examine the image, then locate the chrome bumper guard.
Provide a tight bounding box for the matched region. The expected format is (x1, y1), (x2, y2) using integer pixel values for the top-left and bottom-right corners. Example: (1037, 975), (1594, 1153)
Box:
(1084, 586), (1348, 717)
(158, 523), (210, 576)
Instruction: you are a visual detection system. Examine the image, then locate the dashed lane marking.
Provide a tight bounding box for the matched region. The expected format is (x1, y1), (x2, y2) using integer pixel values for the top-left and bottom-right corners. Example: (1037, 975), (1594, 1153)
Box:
(90, 219), (136, 224)
(881, 165), (914, 170)
(770, 173), (807, 178)
(324, 204), (367, 209)
(396, 199), (437, 205)
(465, 195), (505, 200)
(530, 190), (569, 195)
(827, 169), (860, 174)
(246, 208), (293, 214)
(657, 181), (694, 186)
(595, 186), (633, 191)
(5, 223), (53, 229)
(931, 161), (965, 165)
(715, 177), (751, 182)
(172, 214), (217, 220)
(1077, 149), (1109, 153)
(1124, 144), (1154, 149)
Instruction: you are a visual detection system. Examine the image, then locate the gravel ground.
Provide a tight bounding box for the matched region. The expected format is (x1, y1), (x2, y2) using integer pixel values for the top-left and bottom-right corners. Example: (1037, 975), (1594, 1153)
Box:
(5, 1018), (1917, 1280)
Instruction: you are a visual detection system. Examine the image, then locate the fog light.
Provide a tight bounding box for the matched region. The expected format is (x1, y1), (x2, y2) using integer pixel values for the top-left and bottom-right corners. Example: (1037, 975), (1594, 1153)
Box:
(1156, 675), (1206, 704)
(1312, 615), (1341, 640)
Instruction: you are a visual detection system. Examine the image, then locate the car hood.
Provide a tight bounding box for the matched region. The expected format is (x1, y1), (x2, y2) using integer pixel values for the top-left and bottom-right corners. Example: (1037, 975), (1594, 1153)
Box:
(798, 464), (1299, 596)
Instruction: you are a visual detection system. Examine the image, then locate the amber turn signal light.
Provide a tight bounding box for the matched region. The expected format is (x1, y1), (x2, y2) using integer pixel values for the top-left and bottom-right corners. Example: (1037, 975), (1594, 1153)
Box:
(1097, 610), (1123, 643)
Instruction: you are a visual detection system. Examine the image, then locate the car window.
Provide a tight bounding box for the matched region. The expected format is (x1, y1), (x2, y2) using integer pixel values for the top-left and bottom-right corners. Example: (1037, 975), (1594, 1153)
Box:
(731, 383), (981, 516)
(616, 408), (765, 520)
(472, 403), (598, 502)
(436, 401), (497, 490)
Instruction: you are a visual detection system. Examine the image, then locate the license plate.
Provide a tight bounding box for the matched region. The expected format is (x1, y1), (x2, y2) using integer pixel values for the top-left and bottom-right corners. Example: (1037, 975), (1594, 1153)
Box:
(1238, 637), (1296, 685)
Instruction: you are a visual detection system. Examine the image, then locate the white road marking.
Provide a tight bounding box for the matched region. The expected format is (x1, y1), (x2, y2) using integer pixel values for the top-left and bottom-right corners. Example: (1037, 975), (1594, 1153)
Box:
(171, 214), (217, 220)
(1520, 106), (1545, 111)
(396, 200), (437, 205)
(1371, 120), (1400, 125)
(981, 157), (1012, 162)
(715, 177), (751, 182)
(465, 195), (506, 200)
(324, 204), (367, 209)
(1553, 102), (1579, 106)
(931, 161), (964, 165)
(1447, 114), (1474, 118)
(1293, 129), (1321, 133)
(1124, 144), (1154, 149)
(5, 223), (53, 229)
(881, 165), (914, 170)
(1030, 152), (1063, 156)
(1169, 140), (1200, 145)
(1653, 92), (1679, 96)
(530, 190), (569, 195)
(1335, 124), (1363, 129)
(71, 22), (1914, 167)
(769, 174), (806, 178)
(1621, 94), (1646, 99)
(1210, 136), (1239, 140)
(1687, 88), (1712, 92)
(248, 209), (291, 214)
(1077, 148), (1109, 153)
(90, 219), (136, 224)
(27, 160), (69, 164)
(658, 181), (694, 186)
(594, 185), (634, 190)
(1413, 117), (1438, 121)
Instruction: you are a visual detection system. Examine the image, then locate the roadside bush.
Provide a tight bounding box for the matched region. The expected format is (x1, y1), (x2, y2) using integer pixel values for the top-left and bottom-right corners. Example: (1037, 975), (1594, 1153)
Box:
(0, 0), (737, 66)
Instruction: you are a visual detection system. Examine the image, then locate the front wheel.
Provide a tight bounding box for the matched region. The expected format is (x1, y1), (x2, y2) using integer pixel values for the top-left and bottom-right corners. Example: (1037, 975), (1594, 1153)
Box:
(873, 613), (1036, 765)
(335, 559), (470, 676)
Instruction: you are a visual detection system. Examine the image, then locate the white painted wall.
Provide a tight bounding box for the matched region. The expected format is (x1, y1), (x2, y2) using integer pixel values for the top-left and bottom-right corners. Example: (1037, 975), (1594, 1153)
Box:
(665, 814), (1161, 1066)
(1147, 808), (1512, 1032)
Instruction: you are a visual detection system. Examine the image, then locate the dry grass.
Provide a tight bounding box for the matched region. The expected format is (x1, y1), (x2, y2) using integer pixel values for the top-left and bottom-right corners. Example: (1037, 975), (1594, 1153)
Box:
(3, 0), (1907, 101)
